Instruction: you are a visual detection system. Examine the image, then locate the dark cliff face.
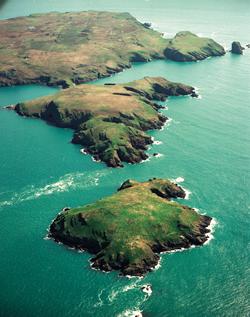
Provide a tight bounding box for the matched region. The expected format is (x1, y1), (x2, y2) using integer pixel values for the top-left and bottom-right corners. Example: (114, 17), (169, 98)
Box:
(40, 101), (93, 129)
(231, 41), (245, 54)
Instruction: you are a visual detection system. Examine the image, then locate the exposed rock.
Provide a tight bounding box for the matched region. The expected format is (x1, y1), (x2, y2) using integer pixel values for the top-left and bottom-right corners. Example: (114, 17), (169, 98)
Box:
(231, 41), (245, 54)
(143, 22), (152, 29)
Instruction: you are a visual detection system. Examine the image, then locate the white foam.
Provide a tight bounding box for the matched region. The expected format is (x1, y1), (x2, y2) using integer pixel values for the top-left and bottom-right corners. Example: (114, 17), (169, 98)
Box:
(122, 279), (141, 292)
(139, 157), (151, 164)
(204, 218), (218, 245)
(182, 187), (192, 200)
(108, 289), (120, 302)
(94, 289), (105, 308)
(153, 140), (163, 145)
(174, 177), (185, 183)
(154, 153), (164, 158)
(0, 200), (13, 207)
(193, 207), (200, 212)
(141, 284), (152, 297)
(89, 261), (111, 274)
(153, 257), (162, 271)
(160, 247), (186, 255)
(126, 274), (144, 280)
(160, 118), (172, 131)
(117, 309), (143, 317)
(0, 171), (105, 208)
(92, 157), (101, 163)
(80, 148), (87, 155)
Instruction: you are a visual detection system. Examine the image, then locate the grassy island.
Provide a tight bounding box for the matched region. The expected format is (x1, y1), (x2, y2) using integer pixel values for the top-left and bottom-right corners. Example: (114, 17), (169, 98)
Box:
(49, 178), (212, 276)
(14, 76), (196, 167)
(0, 11), (225, 87)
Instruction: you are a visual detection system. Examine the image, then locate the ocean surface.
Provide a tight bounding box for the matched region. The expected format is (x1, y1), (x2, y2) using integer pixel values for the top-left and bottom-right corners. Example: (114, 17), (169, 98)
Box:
(0, 1), (249, 316)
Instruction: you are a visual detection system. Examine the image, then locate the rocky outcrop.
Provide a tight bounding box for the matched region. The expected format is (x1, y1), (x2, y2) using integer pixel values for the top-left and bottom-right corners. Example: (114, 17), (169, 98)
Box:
(231, 41), (245, 54)
(48, 178), (213, 276)
(164, 31), (225, 62)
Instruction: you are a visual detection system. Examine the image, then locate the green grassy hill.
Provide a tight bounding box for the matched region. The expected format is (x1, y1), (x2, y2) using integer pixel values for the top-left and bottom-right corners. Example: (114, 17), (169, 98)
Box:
(49, 178), (212, 276)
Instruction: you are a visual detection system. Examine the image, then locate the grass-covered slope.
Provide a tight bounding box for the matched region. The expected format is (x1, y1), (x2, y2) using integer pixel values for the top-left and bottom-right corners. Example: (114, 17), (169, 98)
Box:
(14, 77), (196, 167)
(164, 31), (225, 61)
(0, 12), (225, 87)
(49, 178), (212, 276)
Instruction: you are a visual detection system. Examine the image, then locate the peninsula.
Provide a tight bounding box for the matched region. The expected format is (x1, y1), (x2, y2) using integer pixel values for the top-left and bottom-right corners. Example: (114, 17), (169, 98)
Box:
(14, 77), (196, 167)
(49, 178), (212, 276)
(0, 11), (225, 88)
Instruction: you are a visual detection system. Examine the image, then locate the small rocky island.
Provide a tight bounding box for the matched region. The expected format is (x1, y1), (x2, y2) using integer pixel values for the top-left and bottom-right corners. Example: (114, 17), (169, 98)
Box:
(14, 76), (196, 167)
(0, 11), (225, 87)
(49, 178), (212, 276)
(231, 41), (245, 54)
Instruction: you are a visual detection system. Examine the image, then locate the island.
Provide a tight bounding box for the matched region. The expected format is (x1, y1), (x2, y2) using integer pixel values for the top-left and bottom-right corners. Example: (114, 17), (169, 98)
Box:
(0, 11), (225, 88)
(14, 76), (196, 167)
(48, 178), (212, 276)
(231, 41), (245, 55)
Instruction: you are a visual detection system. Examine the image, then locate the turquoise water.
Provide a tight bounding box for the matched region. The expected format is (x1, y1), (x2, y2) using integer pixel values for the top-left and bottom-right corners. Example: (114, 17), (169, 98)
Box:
(0, 1), (249, 316)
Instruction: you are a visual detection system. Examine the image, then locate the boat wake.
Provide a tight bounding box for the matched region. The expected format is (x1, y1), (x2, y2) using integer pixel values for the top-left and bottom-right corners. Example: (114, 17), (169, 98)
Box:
(0, 170), (106, 209)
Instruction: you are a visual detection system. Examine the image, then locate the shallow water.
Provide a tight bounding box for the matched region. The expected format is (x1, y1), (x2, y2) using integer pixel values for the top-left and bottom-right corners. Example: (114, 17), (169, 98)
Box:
(0, 1), (250, 316)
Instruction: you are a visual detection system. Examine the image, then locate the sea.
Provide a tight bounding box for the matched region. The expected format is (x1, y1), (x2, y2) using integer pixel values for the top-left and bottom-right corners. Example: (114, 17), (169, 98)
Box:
(0, 1), (249, 316)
